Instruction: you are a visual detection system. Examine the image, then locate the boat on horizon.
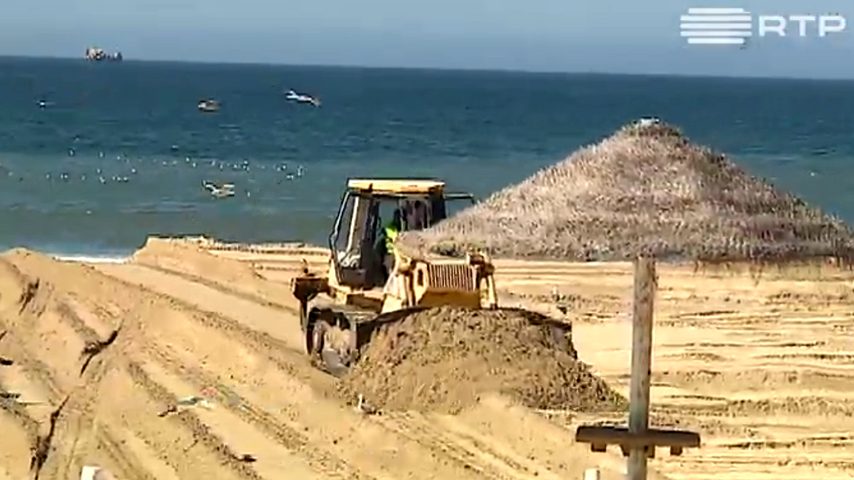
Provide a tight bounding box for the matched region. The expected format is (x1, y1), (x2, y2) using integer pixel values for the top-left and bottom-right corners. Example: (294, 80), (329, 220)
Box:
(285, 89), (321, 107)
(198, 99), (220, 113)
(85, 47), (123, 62)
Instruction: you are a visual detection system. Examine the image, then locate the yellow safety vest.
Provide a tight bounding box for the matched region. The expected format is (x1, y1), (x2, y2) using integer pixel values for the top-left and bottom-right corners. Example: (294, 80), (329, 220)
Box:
(384, 226), (399, 252)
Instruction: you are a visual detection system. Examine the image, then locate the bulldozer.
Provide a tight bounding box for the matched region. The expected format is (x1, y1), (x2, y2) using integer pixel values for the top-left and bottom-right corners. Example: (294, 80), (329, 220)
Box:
(291, 178), (570, 375)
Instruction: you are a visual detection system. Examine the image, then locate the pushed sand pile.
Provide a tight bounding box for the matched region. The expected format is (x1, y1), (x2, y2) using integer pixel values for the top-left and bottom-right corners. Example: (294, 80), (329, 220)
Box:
(399, 119), (854, 262)
(339, 307), (625, 414)
(133, 236), (265, 283)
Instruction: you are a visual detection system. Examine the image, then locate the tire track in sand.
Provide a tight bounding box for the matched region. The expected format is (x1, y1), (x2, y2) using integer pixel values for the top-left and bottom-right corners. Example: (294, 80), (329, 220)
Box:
(378, 412), (550, 480)
(133, 359), (328, 480)
(1, 255), (255, 480)
(93, 263), (326, 390)
(135, 262), (300, 314)
(92, 362), (243, 480)
(125, 362), (263, 479)
(94, 264), (305, 352)
(126, 297), (513, 480)
(9, 279), (167, 480)
(95, 262), (582, 480)
(91, 264), (480, 479)
(40, 262), (326, 480)
(141, 342), (372, 480)
(47, 301), (154, 480)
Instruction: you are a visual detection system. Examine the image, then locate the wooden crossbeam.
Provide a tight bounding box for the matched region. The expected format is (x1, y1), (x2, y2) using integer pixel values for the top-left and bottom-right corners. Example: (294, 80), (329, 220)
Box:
(575, 426), (700, 457)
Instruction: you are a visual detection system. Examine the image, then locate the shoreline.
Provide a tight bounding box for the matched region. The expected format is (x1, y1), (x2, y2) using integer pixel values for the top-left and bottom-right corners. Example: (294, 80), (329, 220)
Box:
(19, 234), (853, 279)
(52, 253), (130, 263)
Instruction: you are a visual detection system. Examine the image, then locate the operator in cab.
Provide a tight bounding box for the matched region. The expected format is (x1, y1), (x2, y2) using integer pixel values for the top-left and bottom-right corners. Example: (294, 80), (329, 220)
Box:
(376, 208), (403, 279)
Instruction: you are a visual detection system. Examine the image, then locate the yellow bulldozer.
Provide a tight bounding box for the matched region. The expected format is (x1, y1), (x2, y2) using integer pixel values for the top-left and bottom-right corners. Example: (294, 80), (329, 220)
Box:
(291, 178), (570, 375)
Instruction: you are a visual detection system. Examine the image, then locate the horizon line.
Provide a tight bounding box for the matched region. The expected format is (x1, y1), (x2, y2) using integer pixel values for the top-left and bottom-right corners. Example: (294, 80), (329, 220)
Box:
(3, 53), (854, 83)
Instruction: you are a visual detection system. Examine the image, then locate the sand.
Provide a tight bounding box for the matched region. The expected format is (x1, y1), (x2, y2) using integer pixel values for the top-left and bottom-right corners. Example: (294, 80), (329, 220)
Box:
(0, 240), (646, 480)
(1, 237), (852, 479)
(497, 259), (854, 480)
(339, 306), (623, 414)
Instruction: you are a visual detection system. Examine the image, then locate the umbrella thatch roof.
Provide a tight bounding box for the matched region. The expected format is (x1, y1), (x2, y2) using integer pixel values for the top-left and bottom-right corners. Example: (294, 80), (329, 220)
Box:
(398, 119), (854, 263)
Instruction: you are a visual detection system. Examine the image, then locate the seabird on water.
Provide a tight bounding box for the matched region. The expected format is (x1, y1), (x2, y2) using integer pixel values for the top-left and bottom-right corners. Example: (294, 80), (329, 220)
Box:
(202, 180), (235, 198)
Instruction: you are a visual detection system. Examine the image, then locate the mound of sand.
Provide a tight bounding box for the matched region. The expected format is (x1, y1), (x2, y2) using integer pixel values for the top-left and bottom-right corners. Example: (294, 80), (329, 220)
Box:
(399, 119), (854, 262)
(338, 307), (625, 414)
(133, 236), (265, 283)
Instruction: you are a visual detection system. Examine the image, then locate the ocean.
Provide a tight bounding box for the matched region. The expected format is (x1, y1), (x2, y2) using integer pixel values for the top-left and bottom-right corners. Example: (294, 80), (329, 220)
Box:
(1, 56), (853, 258)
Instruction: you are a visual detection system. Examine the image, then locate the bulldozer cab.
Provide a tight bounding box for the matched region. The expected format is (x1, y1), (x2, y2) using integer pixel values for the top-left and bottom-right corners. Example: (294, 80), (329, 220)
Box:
(329, 179), (474, 290)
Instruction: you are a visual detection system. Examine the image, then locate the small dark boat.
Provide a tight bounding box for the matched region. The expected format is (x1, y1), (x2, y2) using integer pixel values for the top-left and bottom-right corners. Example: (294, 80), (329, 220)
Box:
(198, 99), (220, 113)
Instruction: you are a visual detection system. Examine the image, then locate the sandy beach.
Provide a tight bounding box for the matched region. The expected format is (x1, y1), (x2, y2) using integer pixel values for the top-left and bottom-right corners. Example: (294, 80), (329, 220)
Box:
(0, 237), (851, 479)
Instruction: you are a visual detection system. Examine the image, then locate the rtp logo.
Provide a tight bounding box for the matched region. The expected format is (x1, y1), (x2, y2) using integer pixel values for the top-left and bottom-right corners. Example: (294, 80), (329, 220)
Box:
(680, 7), (847, 45)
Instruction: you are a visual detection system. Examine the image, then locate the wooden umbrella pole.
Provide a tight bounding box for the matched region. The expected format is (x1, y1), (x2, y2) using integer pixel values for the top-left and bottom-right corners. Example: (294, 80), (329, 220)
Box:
(627, 256), (656, 480)
(574, 256), (699, 477)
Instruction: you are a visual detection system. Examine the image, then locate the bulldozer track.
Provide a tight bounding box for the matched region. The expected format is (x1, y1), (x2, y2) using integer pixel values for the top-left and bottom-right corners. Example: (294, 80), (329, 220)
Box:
(146, 346), (375, 480)
(374, 413), (497, 477)
(388, 412), (545, 478)
(0, 331), (63, 401)
(400, 413), (542, 479)
(133, 263), (299, 315)
(93, 429), (161, 480)
(125, 362), (264, 480)
(100, 263), (579, 479)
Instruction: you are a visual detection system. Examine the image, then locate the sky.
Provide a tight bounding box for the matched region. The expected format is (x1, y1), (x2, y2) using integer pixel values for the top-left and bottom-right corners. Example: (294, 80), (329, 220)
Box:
(3, 0), (854, 78)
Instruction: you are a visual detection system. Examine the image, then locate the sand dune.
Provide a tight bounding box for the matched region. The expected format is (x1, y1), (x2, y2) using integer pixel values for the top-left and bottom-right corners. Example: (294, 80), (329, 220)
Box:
(1, 237), (852, 479)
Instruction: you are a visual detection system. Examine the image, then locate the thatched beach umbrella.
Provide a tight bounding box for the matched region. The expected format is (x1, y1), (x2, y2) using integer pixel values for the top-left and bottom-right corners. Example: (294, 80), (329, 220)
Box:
(399, 119), (854, 263)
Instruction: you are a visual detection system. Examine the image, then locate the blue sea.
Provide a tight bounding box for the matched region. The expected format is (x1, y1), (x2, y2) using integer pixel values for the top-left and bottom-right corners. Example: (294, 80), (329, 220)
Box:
(1, 56), (854, 258)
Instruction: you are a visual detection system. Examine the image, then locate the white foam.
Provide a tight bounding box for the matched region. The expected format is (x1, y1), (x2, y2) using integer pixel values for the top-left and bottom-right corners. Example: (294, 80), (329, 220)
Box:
(51, 254), (130, 264)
